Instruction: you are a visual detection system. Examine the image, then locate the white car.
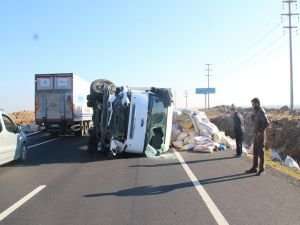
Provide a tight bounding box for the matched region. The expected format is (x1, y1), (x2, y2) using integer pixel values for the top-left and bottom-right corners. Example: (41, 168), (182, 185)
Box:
(0, 110), (27, 166)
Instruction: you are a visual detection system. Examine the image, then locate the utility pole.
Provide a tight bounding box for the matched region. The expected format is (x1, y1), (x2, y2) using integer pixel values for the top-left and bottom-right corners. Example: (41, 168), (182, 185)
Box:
(184, 90), (188, 108)
(282, 0), (298, 111)
(205, 64), (212, 108)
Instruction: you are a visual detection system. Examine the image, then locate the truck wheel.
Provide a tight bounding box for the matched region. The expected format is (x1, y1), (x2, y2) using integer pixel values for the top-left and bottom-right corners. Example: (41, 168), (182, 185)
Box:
(88, 135), (97, 154)
(90, 79), (116, 96)
(87, 101), (94, 108)
(87, 94), (94, 101)
(84, 122), (89, 134)
(75, 123), (85, 136)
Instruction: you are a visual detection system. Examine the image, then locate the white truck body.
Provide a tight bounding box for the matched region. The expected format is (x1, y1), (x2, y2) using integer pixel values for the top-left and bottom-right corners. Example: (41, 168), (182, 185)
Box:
(35, 73), (93, 135)
(87, 79), (174, 158)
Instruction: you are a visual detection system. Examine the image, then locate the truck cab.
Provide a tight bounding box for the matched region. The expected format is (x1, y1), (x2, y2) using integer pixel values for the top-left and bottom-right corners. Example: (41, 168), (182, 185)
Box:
(87, 80), (173, 158)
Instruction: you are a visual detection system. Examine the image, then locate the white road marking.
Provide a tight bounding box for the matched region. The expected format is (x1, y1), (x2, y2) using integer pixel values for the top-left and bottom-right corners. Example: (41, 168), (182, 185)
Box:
(0, 185), (46, 221)
(174, 150), (230, 225)
(28, 138), (61, 149)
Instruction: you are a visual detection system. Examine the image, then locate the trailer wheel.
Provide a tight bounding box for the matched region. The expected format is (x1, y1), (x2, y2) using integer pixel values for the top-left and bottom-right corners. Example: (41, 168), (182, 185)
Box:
(74, 122), (85, 137)
(84, 122), (89, 134)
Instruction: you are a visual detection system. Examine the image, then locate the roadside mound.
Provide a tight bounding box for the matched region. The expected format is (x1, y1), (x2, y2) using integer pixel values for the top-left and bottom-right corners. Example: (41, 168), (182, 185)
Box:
(9, 111), (35, 125)
(204, 105), (300, 164)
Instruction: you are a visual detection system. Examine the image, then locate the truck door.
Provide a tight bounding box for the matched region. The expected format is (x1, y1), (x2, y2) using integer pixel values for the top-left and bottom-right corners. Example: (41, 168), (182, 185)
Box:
(126, 92), (149, 153)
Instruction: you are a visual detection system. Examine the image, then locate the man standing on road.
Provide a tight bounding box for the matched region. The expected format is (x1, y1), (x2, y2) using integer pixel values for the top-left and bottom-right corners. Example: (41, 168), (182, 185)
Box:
(246, 97), (269, 176)
(231, 104), (245, 158)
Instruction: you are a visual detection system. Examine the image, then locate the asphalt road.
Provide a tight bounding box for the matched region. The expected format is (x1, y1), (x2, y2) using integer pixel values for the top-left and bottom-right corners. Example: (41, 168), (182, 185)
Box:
(0, 133), (299, 225)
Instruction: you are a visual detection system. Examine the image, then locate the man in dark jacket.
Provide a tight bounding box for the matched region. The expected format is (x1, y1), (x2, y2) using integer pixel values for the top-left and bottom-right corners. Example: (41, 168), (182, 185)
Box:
(231, 104), (245, 157)
(246, 97), (269, 176)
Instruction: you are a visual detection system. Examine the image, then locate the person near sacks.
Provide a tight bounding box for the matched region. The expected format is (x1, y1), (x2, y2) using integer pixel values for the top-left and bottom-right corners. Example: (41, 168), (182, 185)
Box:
(231, 104), (245, 158)
(246, 97), (270, 176)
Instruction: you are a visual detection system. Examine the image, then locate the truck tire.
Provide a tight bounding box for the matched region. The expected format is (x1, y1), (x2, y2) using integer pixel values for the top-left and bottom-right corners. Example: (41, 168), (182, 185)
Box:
(75, 122), (85, 136)
(87, 94), (94, 101)
(87, 101), (94, 108)
(90, 79), (116, 96)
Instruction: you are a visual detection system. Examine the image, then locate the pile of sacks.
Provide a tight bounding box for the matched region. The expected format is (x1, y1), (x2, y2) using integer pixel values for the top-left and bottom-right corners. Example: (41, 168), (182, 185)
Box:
(171, 109), (236, 153)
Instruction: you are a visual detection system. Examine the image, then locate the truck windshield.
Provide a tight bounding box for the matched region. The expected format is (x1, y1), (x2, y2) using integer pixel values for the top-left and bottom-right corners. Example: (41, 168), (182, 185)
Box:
(145, 94), (168, 153)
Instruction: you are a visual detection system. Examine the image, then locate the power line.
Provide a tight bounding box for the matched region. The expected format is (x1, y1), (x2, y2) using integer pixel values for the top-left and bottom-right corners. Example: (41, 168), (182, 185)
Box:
(219, 11), (284, 71)
(221, 33), (285, 75)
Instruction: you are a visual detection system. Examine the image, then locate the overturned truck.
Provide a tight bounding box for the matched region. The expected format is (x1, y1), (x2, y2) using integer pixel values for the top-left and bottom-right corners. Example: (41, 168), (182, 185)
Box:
(87, 79), (174, 158)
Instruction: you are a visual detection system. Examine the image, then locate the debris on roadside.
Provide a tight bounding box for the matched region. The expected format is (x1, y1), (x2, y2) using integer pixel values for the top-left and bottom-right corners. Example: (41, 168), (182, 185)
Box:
(171, 109), (236, 153)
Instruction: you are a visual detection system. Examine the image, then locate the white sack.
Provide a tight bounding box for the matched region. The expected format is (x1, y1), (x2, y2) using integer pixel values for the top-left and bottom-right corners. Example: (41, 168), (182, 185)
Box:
(248, 144), (254, 155)
(182, 143), (196, 151)
(200, 130), (211, 138)
(190, 113), (218, 135)
(171, 123), (181, 141)
(194, 136), (213, 145)
(271, 150), (282, 162)
(177, 132), (189, 141)
(181, 108), (194, 116)
(284, 155), (300, 171)
(212, 132), (222, 143)
(183, 135), (190, 144)
(172, 140), (184, 149)
(242, 147), (248, 155)
(173, 110), (182, 121)
(193, 143), (214, 153)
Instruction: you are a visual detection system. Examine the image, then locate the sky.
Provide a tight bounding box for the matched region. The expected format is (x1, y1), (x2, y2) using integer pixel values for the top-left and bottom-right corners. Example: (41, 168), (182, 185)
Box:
(0, 0), (300, 112)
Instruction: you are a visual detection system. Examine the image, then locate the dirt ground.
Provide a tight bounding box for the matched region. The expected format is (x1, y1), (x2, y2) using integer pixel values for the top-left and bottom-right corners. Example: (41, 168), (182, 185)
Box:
(9, 111), (35, 125)
(9, 107), (300, 164)
(204, 105), (300, 164)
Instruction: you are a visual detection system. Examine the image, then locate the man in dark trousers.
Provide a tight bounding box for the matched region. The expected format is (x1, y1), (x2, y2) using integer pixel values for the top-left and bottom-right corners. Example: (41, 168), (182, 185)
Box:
(231, 104), (245, 157)
(246, 97), (269, 176)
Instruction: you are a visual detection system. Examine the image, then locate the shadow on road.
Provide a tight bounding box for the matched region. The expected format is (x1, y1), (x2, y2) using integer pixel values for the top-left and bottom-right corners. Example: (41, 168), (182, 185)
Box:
(83, 172), (254, 198)
(199, 173), (256, 185)
(84, 182), (194, 197)
(129, 156), (235, 168)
